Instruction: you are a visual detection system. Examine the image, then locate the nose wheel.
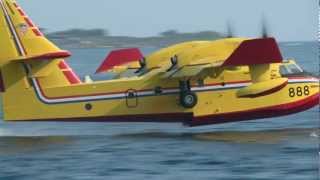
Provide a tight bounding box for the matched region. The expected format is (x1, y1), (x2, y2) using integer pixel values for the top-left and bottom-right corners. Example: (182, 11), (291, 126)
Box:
(179, 80), (198, 108)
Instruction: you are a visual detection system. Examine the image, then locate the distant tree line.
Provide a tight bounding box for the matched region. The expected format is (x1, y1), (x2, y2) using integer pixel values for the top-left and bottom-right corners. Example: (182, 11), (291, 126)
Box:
(48, 29), (108, 38)
(45, 28), (224, 48)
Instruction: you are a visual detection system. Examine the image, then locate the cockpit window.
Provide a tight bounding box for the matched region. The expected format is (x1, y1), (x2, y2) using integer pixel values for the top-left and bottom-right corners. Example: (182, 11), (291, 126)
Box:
(280, 64), (303, 76)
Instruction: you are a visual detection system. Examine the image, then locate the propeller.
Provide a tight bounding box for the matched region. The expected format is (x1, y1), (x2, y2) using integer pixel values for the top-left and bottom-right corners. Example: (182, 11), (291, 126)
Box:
(226, 20), (235, 38)
(224, 16), (272, 39)
(260, 15), (270, 38)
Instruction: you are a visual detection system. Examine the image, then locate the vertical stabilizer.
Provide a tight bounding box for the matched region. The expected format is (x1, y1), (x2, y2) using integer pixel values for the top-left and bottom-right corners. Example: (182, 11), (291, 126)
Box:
(0, 0), (70, 62)
(0, 0), (20, 64)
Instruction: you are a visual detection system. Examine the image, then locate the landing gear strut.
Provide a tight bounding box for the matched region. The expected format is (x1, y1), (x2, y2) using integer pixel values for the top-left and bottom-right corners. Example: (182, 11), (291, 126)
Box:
(179, 80), (198, 108)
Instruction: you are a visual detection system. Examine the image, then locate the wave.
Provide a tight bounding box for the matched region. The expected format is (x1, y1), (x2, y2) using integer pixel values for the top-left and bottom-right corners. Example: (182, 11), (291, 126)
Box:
(310, 131), (319, 138)
(114, 128), (319, 144)
(281, 41), (317, 47)
(0, 128), (12, 136)
(283, 42), (304, 47)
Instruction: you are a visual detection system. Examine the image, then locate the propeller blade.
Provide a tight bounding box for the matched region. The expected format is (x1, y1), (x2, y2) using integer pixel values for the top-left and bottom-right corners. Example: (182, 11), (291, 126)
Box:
(226, 20), (234, 38)
(261, 15), (269, 38)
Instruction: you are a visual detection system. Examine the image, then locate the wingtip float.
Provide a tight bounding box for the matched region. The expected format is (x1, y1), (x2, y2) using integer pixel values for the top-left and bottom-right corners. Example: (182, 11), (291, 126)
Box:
(0, 0), (318, 127)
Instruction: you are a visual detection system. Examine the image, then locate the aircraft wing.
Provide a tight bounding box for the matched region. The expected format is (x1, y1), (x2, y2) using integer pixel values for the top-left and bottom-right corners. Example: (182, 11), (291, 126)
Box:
(162, 61), (223, 79)
(162, 38), (282, 80)
(161, 38), (288, 98)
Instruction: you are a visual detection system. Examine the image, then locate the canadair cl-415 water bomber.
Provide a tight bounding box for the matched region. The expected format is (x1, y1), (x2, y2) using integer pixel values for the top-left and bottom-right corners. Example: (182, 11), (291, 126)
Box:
(0, 0), (318, 126)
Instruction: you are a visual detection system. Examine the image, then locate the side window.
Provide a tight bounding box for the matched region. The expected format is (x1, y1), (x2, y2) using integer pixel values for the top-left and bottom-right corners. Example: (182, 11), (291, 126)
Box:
(279, 64), (303, 76)
(279, 65), (290, 76)
(287, 64), (303, 74)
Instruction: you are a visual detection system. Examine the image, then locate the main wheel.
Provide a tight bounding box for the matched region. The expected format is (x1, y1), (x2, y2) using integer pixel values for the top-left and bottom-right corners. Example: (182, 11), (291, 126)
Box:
(180, 92), (198, 108)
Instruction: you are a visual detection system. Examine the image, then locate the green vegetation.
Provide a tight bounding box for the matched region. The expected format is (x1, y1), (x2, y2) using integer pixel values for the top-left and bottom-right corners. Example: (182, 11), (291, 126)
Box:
(46, 29), (225, 48)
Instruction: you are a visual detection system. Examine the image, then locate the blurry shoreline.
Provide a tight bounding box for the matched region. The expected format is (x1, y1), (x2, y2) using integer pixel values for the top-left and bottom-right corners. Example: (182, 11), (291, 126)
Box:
(46, 29), (224, 49)
(45, 28), (317, 49)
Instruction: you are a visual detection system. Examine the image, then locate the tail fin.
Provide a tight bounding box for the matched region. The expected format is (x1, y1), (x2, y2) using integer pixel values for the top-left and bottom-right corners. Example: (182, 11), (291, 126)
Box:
(0, 0), (19, 64)
(0, 0), (81, 88)
(0, 0), (70, 63)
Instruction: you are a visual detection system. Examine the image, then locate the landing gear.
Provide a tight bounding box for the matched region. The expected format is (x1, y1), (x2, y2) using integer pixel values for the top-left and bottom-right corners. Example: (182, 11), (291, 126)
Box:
(179, 80), (198, 108)
(180, 92), (198, 108)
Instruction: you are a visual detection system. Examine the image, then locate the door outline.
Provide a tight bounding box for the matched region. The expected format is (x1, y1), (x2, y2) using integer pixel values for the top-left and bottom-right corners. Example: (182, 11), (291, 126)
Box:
(125, 89), (138, 108)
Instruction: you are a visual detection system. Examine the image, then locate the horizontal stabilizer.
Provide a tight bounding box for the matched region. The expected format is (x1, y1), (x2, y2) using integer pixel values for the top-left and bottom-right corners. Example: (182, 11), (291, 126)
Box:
(223, 38), (283, 66)
(13, 50), (71, 61)
(96, 48), (143, 74)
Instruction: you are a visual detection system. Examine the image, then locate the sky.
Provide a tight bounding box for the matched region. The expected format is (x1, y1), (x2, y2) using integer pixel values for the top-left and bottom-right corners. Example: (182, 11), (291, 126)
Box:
(18, 0), (318, 42)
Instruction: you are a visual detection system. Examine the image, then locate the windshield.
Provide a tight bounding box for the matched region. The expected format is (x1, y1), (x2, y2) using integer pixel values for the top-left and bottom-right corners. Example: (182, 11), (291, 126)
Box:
(279, 64), (303, 76)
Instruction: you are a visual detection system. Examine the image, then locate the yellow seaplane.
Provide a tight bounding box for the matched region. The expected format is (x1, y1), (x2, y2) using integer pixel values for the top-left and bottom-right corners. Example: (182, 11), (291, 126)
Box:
(0, 0), (318, 126)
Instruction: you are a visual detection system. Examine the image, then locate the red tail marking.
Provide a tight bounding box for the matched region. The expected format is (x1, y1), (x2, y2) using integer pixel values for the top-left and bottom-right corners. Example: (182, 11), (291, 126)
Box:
(62, 71), (81, 84)
(24, 17), (34, 27)
(58, 60), (81, 84)
(96, 48), (143, 73)
(13, 2), (18, 8)
(58, 60), (70, 69)
(32, 28), (43, 36)
(17, 8), (25, 16)
(223, 38), (283, 66)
